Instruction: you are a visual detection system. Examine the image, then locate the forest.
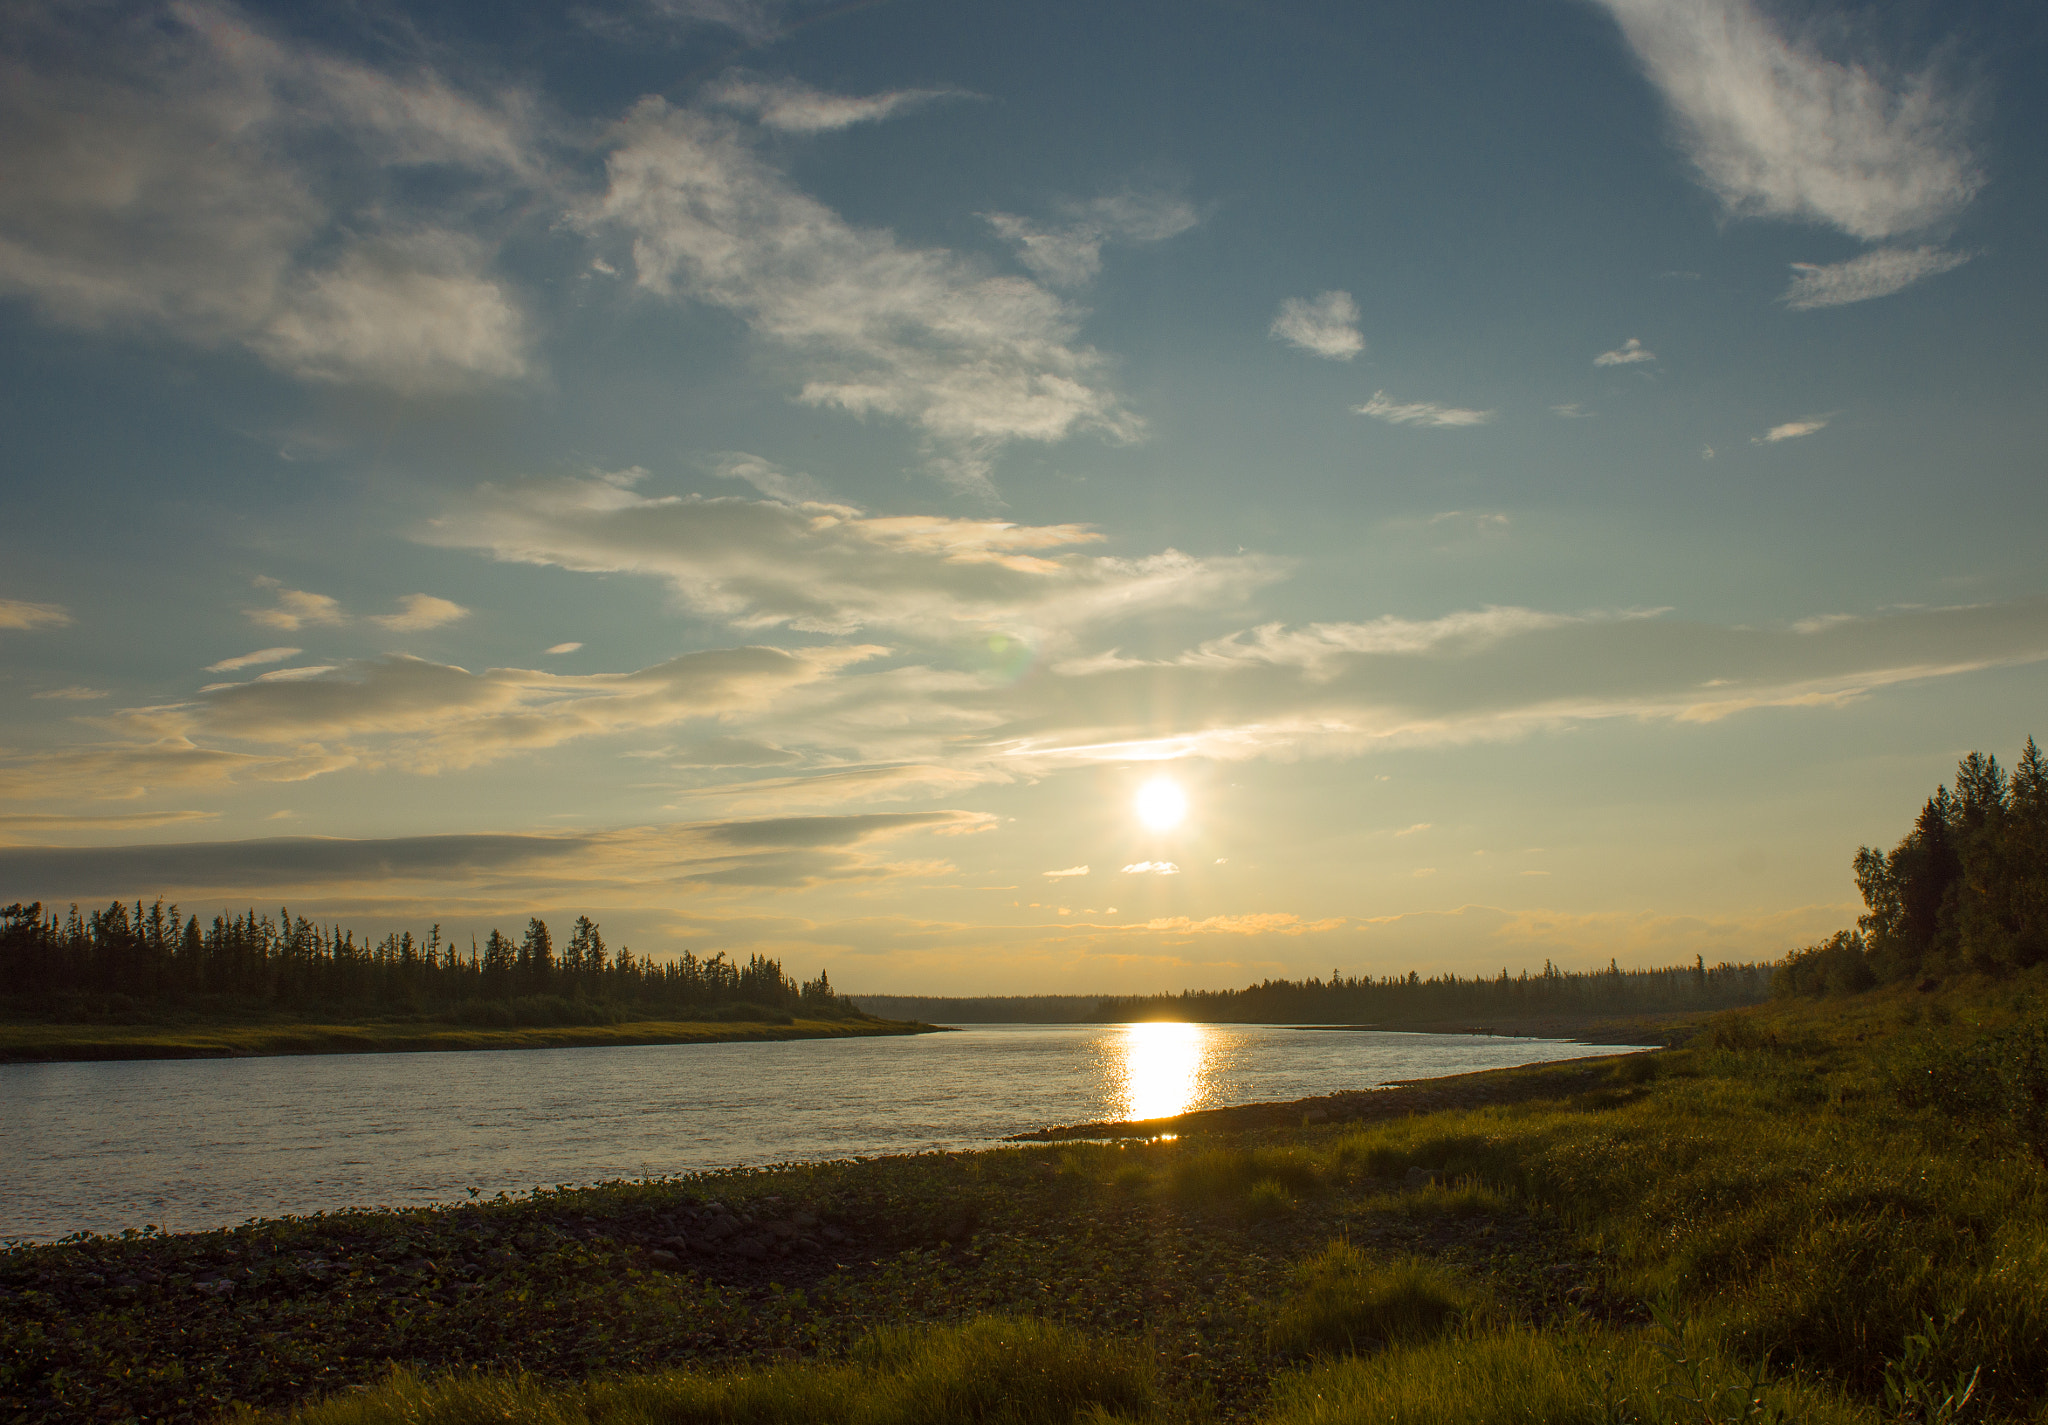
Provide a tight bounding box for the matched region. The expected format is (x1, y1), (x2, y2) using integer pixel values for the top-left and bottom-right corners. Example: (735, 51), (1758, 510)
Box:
(0, 903), (857, 1025)
(1776, 736), (2048, 996)
(1089, 957), (1774, 1026)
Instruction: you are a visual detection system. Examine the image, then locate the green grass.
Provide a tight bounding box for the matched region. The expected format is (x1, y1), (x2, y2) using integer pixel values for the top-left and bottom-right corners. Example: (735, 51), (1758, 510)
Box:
(0, 1015), (935, 1062)
(10, 971), (2048, 1424)
(1265, 1244), (1483, 1357)
(249, 1316), (1156, 1425)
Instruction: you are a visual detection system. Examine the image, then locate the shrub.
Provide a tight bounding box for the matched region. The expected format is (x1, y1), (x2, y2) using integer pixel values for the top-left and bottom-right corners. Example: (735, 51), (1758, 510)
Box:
(1266, 1243), (1482, 1358)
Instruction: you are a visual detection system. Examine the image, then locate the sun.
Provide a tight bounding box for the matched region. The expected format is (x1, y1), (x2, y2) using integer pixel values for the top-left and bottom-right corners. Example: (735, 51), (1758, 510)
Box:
(1134, 776), (1188, 831)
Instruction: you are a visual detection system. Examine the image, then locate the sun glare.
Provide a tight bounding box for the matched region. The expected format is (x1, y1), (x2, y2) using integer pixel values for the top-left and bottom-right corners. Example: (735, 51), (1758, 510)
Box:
(1134, 777), (1188, 831)
(1119, 1020), (1207, 1120)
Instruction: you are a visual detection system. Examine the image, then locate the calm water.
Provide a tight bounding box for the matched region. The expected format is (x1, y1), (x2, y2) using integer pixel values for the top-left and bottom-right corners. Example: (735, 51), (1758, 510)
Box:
(0, 1024), (1639, 1242)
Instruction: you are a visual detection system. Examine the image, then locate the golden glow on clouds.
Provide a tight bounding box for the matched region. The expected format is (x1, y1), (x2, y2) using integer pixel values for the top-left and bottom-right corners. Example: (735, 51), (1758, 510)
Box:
(1134, 776), (1187, 831)
(1117, 1020), (1207, 1121)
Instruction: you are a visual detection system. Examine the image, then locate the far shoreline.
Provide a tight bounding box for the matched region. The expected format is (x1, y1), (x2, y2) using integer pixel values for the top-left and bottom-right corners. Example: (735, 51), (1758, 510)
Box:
(0, 1014), (946, 1065)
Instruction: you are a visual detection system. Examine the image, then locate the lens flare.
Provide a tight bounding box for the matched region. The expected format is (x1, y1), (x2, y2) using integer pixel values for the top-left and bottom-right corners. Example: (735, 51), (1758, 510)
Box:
(1134, 777), (1188, 831)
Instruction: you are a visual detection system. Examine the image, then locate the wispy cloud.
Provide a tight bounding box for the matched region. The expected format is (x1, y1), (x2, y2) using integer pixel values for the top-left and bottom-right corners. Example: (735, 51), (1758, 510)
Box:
(1551, 403), (1595, 419)
(0, 811), (983, 897)
(984, 188), (1199, 290)
(247, 586), (347, 632)
(1269, 290), (1364, 360)
(1121, 861), (1180, 875)
(371, 594), (470, 633)
(711, 452), (828, 505)
(581, 101), (1147, 496)
(243, 586), (469, 635)
(1593, 337), (1655, 367)
(546, 642), (584, 655)
(30, 687), (107, 701)
(426, 469), (1282, 644)
(1136, 913), (1343, 936)
(702, 73), (972, 133)
(1043, 865), (1089, 879)
(207, 647), (302, 673)
(1356, 391), (1495, 428)
(0, 600), (71, 631)
(1783, 246), (1971, 309)
(0, 2), (542, 391)
(1755, 417), (1830, 443)
(1590, 0), (1978, 241)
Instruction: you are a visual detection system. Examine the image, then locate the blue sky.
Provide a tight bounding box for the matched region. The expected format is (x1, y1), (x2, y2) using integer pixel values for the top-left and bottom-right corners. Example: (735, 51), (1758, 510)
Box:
(2, 0), (2045, 992)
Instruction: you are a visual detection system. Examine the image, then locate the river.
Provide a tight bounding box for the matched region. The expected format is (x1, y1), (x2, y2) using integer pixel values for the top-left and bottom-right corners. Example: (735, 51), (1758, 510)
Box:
(0, 1022), (1640, 1241)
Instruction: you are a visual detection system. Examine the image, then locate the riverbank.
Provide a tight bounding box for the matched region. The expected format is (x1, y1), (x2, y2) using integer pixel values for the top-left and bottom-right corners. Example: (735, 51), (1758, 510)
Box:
(3, 975), (2044, 1423)
(0, 1014), (941, 1063)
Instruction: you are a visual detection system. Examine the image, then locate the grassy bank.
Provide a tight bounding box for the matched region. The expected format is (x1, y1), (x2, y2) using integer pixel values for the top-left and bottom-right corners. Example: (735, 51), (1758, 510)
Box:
(0, 1014), (939, 1063)
(4, 971), (2045, 1423)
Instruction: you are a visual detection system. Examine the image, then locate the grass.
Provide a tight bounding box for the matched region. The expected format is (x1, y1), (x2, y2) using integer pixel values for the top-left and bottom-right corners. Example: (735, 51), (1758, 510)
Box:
(1265, 1244), (1483, 1356)
(7, 970), (2048, 1423)
(246, 1316), (1156, 1425)
(0, 1015), (936, 1062)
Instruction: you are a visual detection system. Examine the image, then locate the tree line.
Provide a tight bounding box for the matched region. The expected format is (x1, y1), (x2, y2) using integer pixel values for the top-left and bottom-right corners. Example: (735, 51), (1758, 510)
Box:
(1090, 957), (1775, 1026)
(1777, 737), (2048, 997)
(0, 902), (858, 1024)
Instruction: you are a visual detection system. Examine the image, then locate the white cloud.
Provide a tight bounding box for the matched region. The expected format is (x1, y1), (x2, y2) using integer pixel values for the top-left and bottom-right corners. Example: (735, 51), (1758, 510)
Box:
(1591, 0), (1979, 240)
(581, 100), (1143, 496)
(1042, 865), (1090, 879)
(1122, 861), (1180, 875)
(1393, 822), (1433, 837)
(1551, 403), (1595, 419)
(984, 190), (1199, 289)
(1356, 391), (1496, 428)
(372, 594), (470, 633)
(426, 469), (1282, 644)
(1269, 291), (1364, 360)
(1783, 245), (1971, 309)
(207, 647), (302, 673)
(1594, 337), (1655, 366)
(0, 2), (542, 390)
(255, 665), (341, 682)
(247, 587), (347, 631)
(0, 600), (72, 631)
(546, 642), (584, 655)
(1756, 417), (1830, 443)
(702, 73), (970, 133)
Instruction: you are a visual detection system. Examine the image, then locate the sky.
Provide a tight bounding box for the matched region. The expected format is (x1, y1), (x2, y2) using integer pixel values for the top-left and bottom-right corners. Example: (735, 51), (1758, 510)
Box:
(2, 0), (2046, 994)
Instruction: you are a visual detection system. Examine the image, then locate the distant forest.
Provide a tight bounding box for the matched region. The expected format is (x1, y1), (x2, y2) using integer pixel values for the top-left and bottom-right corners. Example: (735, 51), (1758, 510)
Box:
(1777, 737), (2048, 996)
(850, 994), (1103, 1023)
(1090, 958), (1774, 1027)
(0, 905), (857, 1026)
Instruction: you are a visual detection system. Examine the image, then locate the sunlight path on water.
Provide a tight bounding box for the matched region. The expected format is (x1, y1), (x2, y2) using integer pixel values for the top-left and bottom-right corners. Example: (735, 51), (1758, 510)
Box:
(1, 1024), (1641, 1240)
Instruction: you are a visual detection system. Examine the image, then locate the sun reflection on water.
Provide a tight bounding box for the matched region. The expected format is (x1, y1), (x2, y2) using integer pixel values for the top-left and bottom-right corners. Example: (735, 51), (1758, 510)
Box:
(1119, 1021), (1210, 1121)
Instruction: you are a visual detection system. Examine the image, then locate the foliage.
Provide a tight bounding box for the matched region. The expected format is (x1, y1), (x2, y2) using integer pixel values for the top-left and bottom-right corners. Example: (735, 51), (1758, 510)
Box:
(1822, 737), (2048, 991)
